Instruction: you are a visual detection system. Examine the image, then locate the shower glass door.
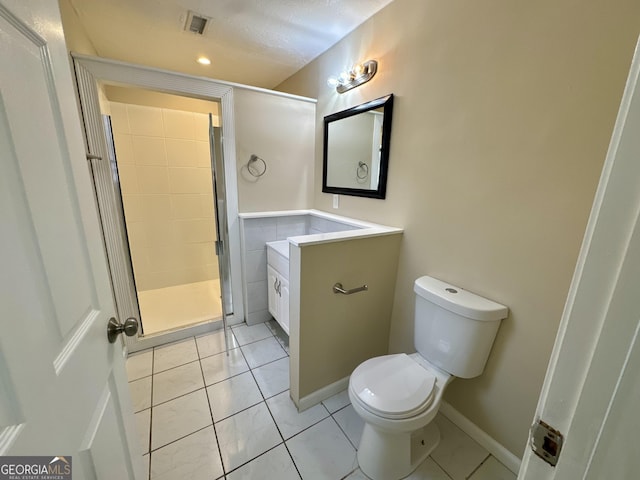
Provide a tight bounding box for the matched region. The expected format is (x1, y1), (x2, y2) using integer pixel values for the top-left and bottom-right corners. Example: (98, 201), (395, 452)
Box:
(209, 116), (233, 318)
(91, 93), (230, 345)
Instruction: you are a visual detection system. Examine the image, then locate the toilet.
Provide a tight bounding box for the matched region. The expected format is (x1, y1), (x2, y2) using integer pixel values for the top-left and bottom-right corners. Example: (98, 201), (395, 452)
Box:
(349, 275), (508, 480)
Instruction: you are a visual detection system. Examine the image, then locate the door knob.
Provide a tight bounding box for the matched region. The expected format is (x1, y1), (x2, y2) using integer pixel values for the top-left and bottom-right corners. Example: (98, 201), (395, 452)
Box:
(107, 317), (138, 343)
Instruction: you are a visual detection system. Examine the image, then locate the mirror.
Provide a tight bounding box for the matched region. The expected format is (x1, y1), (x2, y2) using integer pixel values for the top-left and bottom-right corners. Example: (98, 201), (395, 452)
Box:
(323, 94), (394, 199)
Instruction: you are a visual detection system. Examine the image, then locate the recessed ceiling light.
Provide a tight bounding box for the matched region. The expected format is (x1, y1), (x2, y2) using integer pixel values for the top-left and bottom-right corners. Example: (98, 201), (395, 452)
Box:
(197, 56), (211, 65)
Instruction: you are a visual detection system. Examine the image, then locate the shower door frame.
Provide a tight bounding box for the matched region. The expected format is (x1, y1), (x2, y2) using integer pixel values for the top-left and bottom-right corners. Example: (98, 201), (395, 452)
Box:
(74, 54), (244, 352)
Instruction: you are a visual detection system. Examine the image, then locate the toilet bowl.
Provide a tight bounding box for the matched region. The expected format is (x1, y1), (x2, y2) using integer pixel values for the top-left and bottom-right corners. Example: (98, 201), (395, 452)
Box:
(349, 276), (508, 480)
(348, 353), (453, 480)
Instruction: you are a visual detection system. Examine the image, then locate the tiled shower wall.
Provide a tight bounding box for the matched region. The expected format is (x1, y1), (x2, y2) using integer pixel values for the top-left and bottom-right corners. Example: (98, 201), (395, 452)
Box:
(109, 102), (219, 291)
(241, 214), (360, 325)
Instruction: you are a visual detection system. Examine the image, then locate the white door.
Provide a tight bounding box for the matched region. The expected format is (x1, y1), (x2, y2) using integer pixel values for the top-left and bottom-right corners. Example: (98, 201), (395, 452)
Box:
(0, 1), (142, 479)
(519, 36), (640, 478)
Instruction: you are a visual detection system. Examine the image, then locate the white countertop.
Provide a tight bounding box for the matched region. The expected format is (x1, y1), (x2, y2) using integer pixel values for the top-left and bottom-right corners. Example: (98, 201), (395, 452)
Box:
(240, 209), (403, 247)
(266, 240), (290, 259)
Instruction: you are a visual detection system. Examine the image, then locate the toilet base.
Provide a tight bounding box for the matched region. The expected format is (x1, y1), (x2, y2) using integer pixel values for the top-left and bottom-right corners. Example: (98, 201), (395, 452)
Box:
(357, 420), (440, 480)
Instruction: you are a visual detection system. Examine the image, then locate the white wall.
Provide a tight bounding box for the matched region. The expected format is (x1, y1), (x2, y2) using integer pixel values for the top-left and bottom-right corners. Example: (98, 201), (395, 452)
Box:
(234, 89), (316, 212)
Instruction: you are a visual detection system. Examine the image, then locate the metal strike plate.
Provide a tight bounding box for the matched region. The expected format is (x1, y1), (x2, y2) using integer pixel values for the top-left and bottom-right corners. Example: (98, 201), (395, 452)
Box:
(530, 419), (563, 466)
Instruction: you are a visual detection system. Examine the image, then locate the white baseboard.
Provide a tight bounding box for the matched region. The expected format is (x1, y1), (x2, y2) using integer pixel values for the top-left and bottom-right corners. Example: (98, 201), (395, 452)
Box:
(297, 376), (349, 411)
(439, 401), (521, 475)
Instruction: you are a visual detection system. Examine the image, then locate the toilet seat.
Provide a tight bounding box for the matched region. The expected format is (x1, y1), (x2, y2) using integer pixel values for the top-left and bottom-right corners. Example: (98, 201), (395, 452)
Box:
(350, 354), (436, 419)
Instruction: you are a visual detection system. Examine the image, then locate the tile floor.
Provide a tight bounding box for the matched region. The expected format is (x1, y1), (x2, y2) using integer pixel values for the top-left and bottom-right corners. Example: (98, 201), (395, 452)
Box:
(127, 321), (518, 480)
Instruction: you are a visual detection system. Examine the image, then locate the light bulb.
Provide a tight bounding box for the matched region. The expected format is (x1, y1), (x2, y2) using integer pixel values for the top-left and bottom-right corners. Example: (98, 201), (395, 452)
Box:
(338, 71), (351, 85)
(197, 56), (211, 65)
(353, 63), (365, 77)
(327, 76), (339, 87)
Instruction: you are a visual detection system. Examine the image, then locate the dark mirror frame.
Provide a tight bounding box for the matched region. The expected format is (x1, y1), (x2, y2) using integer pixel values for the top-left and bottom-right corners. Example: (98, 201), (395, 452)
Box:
(322, 94), (394, 199)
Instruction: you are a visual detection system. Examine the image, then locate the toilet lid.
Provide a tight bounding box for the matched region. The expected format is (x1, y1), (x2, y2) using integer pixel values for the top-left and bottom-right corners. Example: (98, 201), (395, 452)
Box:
(350, 354), (436, 419)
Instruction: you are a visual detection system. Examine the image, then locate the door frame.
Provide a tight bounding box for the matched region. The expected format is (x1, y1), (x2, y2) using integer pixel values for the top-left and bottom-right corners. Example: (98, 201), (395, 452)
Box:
(73, 54), (245, 351)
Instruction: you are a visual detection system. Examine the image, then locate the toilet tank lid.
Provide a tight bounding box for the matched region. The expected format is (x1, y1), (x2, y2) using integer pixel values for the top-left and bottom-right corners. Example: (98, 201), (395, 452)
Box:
(414, 276), (508, 321)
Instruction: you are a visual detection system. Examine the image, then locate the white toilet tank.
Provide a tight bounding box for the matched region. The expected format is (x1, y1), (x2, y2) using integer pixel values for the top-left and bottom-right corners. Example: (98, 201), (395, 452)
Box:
(413, 276), (508, 379)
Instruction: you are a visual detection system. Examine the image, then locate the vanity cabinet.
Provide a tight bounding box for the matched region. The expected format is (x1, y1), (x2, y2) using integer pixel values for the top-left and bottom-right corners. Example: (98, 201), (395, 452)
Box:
(267, 266), (289, 334)
(266, 240), (290, 334)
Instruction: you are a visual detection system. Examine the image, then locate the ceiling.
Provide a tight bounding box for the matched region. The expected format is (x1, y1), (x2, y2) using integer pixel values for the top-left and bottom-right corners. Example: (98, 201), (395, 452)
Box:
(68, 0), (395, 89)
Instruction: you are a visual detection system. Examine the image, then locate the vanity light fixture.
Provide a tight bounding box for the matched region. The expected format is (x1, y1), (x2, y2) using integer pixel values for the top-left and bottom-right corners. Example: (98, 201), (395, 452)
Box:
(327, 60), (378, 94)
(197, 56), (211, 65)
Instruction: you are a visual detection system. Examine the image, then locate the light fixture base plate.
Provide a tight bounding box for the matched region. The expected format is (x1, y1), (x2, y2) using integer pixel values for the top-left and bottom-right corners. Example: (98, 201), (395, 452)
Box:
(336, 60), (378, 93)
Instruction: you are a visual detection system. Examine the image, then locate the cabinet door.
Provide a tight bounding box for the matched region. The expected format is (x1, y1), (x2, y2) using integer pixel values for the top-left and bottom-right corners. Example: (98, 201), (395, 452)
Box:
(267, 265), (280, 319)
(280, 276), (290, 335)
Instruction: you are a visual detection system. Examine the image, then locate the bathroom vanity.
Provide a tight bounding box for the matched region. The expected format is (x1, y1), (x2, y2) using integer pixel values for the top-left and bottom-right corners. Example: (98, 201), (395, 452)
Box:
(239, 210), (403, 410)
(266, 240), (290, 334)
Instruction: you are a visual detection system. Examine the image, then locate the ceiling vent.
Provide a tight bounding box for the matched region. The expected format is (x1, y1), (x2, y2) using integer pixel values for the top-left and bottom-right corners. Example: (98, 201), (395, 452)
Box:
(184, 11), (210, 35)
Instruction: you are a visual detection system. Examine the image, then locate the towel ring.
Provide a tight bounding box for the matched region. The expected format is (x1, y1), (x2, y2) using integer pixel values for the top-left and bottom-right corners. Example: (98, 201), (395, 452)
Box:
(356, 161), (369, 179)
(247, 154), (267, 177)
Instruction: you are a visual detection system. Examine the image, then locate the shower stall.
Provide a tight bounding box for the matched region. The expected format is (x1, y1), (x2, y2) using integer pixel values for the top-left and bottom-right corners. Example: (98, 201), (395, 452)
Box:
(107, 95), (222, 335)
(85, 84), (234, 347)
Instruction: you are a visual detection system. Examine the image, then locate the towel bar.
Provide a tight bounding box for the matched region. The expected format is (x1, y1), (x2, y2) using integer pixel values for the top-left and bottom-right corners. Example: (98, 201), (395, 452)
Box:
(333, 283), (368, 295)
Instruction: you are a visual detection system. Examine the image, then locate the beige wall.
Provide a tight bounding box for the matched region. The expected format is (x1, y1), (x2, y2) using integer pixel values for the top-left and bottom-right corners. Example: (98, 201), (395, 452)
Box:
(277, 0), (640, 456)
(109, 101), (219, 291)
(234, 89), (316, 212)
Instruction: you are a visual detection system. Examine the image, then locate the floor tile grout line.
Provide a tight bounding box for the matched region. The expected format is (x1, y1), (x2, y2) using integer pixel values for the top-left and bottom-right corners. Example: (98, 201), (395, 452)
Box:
(198, 344), (241, 362)
(150, 384), (208, 409)
(129, 375), (153, 391)
(328, 414), (359, 456)
(254, 378), (304, 479)
(244, 352), (289, 372)
(148, 424), (213, 455)
(430, 454), (461, 480)
(229, 325), (274, 347)
(280, 437), (303, 479)
(331, 407), (359, 451)
(147, 357), (201, 377)
(241, 337), (303, 479)
(281, 413), (358, 479)
(196, 328), (239, 358)
(270, 403), (332, 443)
(465, 453), (491, 480)
(340, 467), (362, 480)
(238, 345), (271, 409)
(194, 335), (227, 477)
(233, 322), (285, 343)
(244, 330), (290, 400)
(239, 334), (288, 357)
(213, 399), (267, 425)
(240, 344), (288, 371)
(127, 372), (153, 383)
(222, 441), (290, 478)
